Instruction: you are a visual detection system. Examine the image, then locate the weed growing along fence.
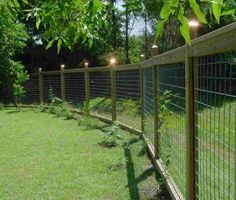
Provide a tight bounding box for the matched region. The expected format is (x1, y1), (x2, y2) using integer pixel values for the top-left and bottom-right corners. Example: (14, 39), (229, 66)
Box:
(2, 23), (236, 200)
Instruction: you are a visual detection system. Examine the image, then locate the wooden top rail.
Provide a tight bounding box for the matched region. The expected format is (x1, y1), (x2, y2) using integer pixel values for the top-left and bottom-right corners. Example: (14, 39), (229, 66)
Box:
(28, 22), (236, 77)
(189, 21), (236, 57)
(41, 71), (60, 75)
(114, 63), (140, 71)
(64, 68), (84, 74)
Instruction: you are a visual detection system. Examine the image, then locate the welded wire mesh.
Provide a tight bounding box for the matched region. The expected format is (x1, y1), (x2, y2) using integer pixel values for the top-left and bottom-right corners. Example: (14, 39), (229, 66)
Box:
(195, 51), (236, 200)
(143, 67), (154, 145)
(158, 63), (186, 196)
(65, 72), (85, 109)
(116, 69), (141, 130)
(22, 74), (39, 104)
(89, 71), (111, 119)
(42, 74), (61, 103)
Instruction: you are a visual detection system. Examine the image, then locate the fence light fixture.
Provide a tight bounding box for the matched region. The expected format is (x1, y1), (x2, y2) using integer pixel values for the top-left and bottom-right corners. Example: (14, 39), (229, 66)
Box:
(151, 45), (159, 56)
(110, 57), (117, 66)
(84, 62), (89, 67)
(61, 64), (65, 69)
(140, 54), (145, 58)
(151, 45), (158, 49)
(189, 20), (199, 28)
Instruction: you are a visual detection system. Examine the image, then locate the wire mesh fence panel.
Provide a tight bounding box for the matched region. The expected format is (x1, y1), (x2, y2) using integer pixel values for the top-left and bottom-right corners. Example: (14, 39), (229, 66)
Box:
(89, 71), (111, 119)
(22, 74), (39, 104)
(195, 51), (236, 200)
(42, 74), (61, 103)
(65, 72), (85, 110)
(143, 67), (154, 146)
(116, 69), (141, 130)
(158, 63), (186, 197)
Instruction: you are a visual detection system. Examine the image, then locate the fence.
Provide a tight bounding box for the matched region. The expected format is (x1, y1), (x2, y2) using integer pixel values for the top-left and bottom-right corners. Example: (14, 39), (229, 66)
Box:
(3, 23), (236, 200)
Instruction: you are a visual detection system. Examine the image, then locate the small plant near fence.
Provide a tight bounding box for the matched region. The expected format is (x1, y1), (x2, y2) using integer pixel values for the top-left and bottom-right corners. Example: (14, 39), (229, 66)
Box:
(12, 63), (29, 106)
(158, 90), (173, 167)
(99, 123), (123, 148)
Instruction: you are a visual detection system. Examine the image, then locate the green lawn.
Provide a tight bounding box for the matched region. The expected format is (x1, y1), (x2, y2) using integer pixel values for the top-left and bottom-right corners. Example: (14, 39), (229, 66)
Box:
(0, 108), (169, 200)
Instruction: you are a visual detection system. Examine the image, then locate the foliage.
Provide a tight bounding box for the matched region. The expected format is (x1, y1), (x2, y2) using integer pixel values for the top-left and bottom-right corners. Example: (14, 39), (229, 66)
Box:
(155, 0), (236, 44)
(78, 115), (102, 130)
(99, 123), (123, 148)
(117, 36), (145, 64)
(16, 0), (117, 53)
(12, 63), (29, 104)
(0, 0), (28, 85)
(40, 88), (76, 120)
(158, 90), (173, 166)
(119, 98), (140, 117)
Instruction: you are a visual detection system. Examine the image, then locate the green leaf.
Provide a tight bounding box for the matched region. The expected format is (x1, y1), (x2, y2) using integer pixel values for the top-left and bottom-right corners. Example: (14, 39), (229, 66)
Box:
(155, 20), (165, 41)
(36, 17), (41, 30)
(221, 8), (236, 16)
(22, 0), (29, 4)
(46, 40), (55, 50)
(57, 39), (62, 54)
(13, 0), (20, 8)
(189, 0), (207, 24)
(94, 0), (103, 10)
(212, 0), (223, 23)
(88, 39), (93, 48)
(178, 6), (191, 45)
(160, 2), (173, 20)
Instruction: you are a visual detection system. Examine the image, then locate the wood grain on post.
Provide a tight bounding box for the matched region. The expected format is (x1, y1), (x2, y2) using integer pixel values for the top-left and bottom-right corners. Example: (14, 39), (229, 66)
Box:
(110, 61), (116, 122)
(38, 68), (43, 104)
(151, 45), (160, 159)
(61, 65), (66, 101)
(140, 54), (145, 134)
(84, 62), (90, 115)
(185, 46), (197, 200)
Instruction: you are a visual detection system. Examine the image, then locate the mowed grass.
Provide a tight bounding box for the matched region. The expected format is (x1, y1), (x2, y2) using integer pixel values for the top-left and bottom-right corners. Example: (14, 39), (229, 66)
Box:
(0, 108), (168, 200)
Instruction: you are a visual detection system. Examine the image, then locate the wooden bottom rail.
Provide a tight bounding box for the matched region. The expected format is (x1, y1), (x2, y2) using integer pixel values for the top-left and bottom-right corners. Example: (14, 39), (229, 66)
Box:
(3, 104), (183, 200)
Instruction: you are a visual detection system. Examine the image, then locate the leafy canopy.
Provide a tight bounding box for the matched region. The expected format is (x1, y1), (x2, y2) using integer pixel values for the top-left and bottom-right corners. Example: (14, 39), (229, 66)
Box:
(156, 0), (236, 44)
(0, 0), (28, 85)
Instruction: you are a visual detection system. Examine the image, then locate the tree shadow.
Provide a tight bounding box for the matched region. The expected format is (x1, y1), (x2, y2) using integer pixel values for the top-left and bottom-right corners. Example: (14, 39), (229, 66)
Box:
(123, 138), (171, 200)
(123, 138), (141, 200)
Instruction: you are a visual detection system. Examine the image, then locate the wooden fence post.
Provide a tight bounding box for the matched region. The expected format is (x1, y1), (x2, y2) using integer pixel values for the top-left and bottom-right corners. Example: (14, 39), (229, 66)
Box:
(185, 22), (199, 200)
(61, 65), (66, 101)
(140, 54), (145, 133)
(110, 61), (116, 122)
(84, 62), (90, 115)
(185, 46), (197, 200)
(152, 45), (160, 158)
(38, 68), (43, 104)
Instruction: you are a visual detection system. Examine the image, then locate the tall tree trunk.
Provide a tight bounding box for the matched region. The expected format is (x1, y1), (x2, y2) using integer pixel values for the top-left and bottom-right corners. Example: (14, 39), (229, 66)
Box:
(111, 0), (117, 51)
(125, 9), (130, 64)
(144, 12), (148, 59)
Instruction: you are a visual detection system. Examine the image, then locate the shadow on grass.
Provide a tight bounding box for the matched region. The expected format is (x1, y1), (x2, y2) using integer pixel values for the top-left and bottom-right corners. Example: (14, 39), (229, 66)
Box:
(6, 109), (21, 114)
(123, 138), (171, 200)
(123, 138), (141, 200)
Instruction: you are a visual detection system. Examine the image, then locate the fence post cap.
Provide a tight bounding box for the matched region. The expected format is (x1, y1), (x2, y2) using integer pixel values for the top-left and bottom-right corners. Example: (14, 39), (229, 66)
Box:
(151, 45), (159, 56)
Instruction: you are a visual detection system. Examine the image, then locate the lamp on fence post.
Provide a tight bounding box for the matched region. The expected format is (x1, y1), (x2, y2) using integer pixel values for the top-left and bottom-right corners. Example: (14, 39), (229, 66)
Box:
(185, 19), (200, 200)
(84, 61), (90, 116)
(109, 57), (117, 122)
(189, 19), (199, 40)
(61, 64), (66, 101)
(151, 45), (160, 159)
(38, 68), (43, 104)
(140, 54), (145, 134)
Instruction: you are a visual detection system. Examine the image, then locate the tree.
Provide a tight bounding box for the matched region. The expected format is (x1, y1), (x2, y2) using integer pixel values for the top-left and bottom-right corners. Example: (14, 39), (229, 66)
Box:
(155, 0), (236, 44)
